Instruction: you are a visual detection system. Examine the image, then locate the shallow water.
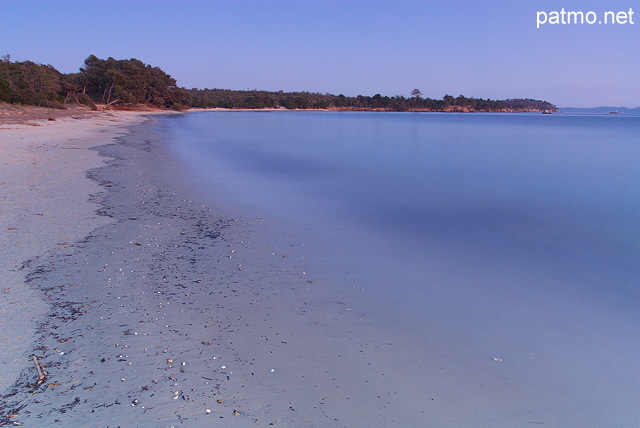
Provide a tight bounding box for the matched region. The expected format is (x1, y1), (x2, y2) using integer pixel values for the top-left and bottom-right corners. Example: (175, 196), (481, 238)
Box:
(160, 111), (640, 426)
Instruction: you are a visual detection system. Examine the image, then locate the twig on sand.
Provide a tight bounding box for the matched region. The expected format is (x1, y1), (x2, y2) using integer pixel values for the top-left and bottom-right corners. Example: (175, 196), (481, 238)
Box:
(33, 355), (47, 386)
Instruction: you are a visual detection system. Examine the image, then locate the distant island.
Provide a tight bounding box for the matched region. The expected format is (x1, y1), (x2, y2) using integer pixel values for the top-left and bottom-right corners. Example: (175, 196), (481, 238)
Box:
(0, 55), (558, 113)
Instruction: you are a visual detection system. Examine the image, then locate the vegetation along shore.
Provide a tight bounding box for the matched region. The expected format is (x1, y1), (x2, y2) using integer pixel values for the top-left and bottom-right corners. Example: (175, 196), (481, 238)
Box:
(0, 54), (557, 113)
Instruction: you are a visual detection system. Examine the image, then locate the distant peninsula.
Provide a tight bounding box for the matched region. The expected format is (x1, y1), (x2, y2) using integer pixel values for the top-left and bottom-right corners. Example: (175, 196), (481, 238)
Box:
(0, 55), (558, 113)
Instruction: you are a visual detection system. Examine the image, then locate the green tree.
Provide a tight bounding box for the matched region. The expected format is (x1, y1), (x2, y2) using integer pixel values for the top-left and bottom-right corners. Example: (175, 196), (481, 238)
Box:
(78, 55), (191, 109)
(0, 77), (10, 102)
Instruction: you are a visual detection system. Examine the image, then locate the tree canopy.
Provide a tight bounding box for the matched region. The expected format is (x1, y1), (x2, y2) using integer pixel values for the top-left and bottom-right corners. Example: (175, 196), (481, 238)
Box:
(78, 55), (191, 109)
(188, 88), (557, 112)
(0, 55), (191, 110)
(0, 54), (558, 113)
(0, 55), (65, 107)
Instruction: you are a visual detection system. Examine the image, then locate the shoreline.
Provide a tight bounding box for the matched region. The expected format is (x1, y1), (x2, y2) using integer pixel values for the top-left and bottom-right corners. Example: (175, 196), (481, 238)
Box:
(0, 111), (151, 395)
(187, 107), (555, 113)
(1, 112), (436, 426)
(4, 109), (630, 426)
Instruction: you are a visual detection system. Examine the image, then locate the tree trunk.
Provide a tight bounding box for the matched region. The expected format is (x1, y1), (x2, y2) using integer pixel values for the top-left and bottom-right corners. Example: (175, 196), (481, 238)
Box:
(105, 82), (114, 105)
(105, 98), (122, 110)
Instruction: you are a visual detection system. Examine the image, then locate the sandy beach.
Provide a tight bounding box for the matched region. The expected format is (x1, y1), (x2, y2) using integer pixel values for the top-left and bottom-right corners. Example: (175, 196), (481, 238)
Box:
(0, 109), (149, 421)
(0, 108), (440, 427)
(7, 106), (629, 428)
(4, 107), (634, 427)
(0, 108), (146, 385)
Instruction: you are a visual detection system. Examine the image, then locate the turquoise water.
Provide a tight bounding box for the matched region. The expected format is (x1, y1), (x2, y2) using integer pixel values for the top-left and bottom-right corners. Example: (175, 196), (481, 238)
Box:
(160, 111), (640, 425)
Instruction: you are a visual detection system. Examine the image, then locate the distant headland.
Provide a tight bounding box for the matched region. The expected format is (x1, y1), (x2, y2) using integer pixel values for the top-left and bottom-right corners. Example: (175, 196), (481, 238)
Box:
(0, 55), (557, 113)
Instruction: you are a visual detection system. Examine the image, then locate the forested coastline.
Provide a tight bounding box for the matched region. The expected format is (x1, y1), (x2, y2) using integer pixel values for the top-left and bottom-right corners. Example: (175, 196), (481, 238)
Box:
(0, 55), (191, 110)
(0, 55), (558, 113)
(189, 88), (557, 112)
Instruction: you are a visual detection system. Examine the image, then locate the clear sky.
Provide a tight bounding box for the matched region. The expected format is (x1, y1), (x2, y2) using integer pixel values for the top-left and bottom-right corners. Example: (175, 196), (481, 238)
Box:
(1, 0), (638, 107)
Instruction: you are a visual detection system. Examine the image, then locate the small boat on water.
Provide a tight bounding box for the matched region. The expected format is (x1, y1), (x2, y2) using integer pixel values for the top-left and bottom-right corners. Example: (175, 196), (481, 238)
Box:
(610, 111), (620, 114)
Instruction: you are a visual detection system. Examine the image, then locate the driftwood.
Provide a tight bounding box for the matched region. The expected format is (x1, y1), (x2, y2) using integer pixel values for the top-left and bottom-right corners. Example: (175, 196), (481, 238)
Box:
(33, 355), (47, 386)
(105, 99), (123, 110)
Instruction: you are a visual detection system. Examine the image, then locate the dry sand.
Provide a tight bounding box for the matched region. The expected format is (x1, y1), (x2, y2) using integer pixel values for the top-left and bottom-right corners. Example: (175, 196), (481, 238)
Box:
(0, 109), (150, 422)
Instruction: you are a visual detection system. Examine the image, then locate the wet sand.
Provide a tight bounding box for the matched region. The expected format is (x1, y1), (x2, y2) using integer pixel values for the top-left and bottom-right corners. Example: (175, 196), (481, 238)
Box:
(1, 113), (440, 427)
(5, 107), (621, 428)
(3, 108), (634, 427)
(0, 110), (146, 396)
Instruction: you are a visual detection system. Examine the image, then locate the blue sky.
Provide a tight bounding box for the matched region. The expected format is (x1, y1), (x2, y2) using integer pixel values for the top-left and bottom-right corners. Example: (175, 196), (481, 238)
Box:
(1, 0), (638, 107)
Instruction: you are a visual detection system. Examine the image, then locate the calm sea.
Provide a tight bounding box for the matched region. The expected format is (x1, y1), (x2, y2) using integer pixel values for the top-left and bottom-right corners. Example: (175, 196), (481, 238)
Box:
(159, 111), (640, 425)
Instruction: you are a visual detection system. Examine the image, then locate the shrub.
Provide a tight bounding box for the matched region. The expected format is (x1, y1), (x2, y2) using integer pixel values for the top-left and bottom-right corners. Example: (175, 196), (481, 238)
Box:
(78, 92), (98, 110)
